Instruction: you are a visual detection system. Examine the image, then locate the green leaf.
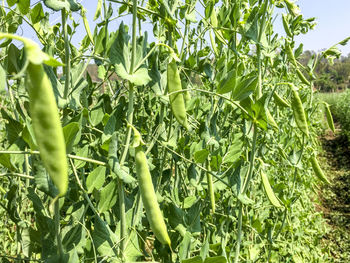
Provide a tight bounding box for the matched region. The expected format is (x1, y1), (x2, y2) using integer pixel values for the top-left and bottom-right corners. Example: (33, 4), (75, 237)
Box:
(89, 103), (104, 126)
(86, 166), (106, 194)
(62, 224), (86, 254)
(43, 0), (81, 11)
(30, 3), (45, 24)
(231, 74), (257, 101)
(183, 196), (197, 209)
(33, 157), (58, 198)
(179, 231), (192, 261)
(115, 64), (151, 86)
(63, 122), (80, 154)
(204, 256), (227, 263)
(194, 149), (209, 164)
(182, 256), (203, 263)
(18, 0), (30, 15)
(0, 64), (7, 91)
(92, 217), (118, 257)
(6, 44), (20, 74)
(0, 153), (16, 170)
(6, 0), (17, 7)
(98, 178), (118, 213)
(222, 136), (243, 164)
(109, 23), (151, 86)
(217, 70), (236, 94)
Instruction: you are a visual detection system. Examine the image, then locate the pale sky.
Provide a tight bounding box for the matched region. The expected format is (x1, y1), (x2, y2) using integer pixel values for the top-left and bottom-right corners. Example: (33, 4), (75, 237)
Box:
(288, 0), (350, 55)
(21, 0), (350, 56)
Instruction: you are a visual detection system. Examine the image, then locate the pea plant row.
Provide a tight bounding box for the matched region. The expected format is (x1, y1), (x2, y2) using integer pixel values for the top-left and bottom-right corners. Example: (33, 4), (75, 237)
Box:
(0, 0), (344, 262)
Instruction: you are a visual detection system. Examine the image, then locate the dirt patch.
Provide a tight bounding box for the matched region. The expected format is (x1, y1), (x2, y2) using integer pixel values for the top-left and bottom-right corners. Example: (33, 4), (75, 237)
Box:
(318, 129), (350, 262)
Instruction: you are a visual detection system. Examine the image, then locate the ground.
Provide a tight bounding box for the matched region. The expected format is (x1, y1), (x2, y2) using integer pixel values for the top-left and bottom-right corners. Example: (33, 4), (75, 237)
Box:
(318, 125), (350, 262)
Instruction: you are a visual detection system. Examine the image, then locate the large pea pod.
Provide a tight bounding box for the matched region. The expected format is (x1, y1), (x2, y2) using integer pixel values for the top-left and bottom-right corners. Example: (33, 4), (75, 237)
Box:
(26, 63), (68, 197)
(310, 156), (330, 184)
(135, 146), (171, 246)
(282, 14), (292, 38)
(285, 42), (297, 67)
(167, 59), (189, 130)
(260, 171), (282, 208)
(324, 103), (335, 132)
(291, 88), (309, 137)
(296, 69), (310, 86)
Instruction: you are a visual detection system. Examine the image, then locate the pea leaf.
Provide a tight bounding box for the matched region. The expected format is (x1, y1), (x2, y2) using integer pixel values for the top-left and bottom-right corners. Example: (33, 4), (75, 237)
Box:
(63, 122), (80, 154)
(109, 22), (151, 86)
(18, 0), (30, 15)
(86, 166), (106, 194)
(43, 0), (81, 11)
(182, 256), (203, 263)
(194, 149), (209, 164)
(204, 256), (227, 263)
(98, 179), (118, 213)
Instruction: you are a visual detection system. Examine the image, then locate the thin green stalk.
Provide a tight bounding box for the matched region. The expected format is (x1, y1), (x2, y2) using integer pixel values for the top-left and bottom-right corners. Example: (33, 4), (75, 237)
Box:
(180, 21), (189, 59)
(234, 203), (243, 263)
(117, 0), (138, 258)
(62, 9), (70, 99)
(0, 150), (106, 166)
(54, 201), (64, 259)
(256, 1), (268, 99)
(242, 124), (258, 194)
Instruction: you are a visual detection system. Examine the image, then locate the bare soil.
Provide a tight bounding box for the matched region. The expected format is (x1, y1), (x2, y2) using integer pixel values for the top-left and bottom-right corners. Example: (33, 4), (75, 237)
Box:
(318, 127), (350, 261)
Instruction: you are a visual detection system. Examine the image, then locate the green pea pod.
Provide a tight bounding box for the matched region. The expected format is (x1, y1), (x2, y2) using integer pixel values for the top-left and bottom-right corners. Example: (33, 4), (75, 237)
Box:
(266, 109), (279, 130)
(273, 91), (290, 108)
(282, 14), (292, 38)
(260, 171), (282, 208)
(167, 59), (189, 130)
(286, 42), (297, 67)
(296, 69), (310, 86)
(27, 63), (68, 197)
(291, 88), (309, 137)
(210, 7), (226, 44)
(206, 162), (215, 213)
(209, 30), (219, 56)
(81, 8), (94, 45)
(310, 156), (330, 184)
(135, 146), (171, 246)
(324, 103), (335, 132)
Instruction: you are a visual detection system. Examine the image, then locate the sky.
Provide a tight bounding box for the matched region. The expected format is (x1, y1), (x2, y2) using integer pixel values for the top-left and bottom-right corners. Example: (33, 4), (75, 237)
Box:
(286, 0), (350, 55)
(20, 0), (350, 56)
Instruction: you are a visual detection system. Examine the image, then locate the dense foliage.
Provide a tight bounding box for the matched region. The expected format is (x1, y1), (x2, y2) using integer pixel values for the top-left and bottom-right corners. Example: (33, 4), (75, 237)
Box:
(0, 0), (345, 262)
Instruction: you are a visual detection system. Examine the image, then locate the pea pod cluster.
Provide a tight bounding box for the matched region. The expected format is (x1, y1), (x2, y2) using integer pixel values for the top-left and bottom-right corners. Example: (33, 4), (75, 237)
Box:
(135, 145), (171, 245)
(27, 63), (68, 197)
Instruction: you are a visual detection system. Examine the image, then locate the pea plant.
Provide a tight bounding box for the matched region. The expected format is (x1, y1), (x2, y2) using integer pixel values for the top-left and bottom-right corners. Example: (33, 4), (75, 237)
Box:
(0, 0), (337, 262)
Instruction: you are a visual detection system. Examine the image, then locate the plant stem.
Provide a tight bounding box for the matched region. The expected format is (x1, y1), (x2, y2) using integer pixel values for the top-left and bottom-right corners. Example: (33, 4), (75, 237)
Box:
(0, 150), (106, 166)
(62, 9), (70, 99)
(54, 200), (64, 259)
(234, 203), (243, 263)
(117, 0), (138, 258)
